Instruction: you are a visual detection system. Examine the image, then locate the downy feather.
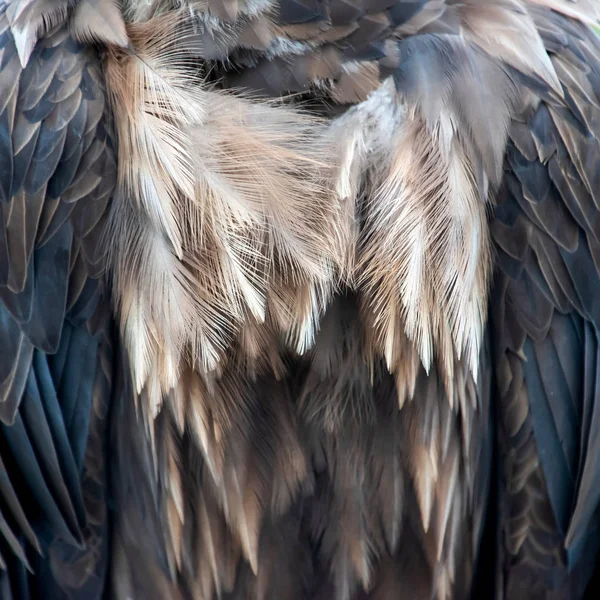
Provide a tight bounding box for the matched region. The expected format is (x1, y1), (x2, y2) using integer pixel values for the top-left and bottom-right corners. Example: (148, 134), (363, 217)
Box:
(337, 26), (557, 390)
(104, 12), (342, 411)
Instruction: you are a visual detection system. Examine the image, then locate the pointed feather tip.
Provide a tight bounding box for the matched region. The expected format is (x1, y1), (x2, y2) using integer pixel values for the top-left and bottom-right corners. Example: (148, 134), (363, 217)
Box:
(8, 0), (70, 68)
(6, 3), (32, 68)
(12, 24), (38, 69)
(71, 0), (130, 48)
(8, 0), (35, 23)
(11, 1), (129, 69)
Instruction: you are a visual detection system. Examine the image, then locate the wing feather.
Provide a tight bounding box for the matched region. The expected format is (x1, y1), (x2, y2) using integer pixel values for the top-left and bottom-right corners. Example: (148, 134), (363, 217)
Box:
(0, 7), (116, 596)
(490, 7), (600, 595)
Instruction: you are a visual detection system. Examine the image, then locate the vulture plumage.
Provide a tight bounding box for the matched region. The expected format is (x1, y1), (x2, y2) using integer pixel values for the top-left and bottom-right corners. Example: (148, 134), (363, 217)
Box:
(1, 0), (600, 598)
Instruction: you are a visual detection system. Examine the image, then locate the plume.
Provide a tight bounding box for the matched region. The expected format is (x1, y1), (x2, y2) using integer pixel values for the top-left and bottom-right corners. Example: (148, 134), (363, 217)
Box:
(104, 12), (342, 414)
(358, 107), (491, 384)
(333, 9), (560, 387)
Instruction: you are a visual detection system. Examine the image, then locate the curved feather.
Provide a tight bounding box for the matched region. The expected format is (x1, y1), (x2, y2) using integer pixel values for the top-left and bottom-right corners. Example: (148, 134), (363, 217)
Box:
(104, 12), (343, 412)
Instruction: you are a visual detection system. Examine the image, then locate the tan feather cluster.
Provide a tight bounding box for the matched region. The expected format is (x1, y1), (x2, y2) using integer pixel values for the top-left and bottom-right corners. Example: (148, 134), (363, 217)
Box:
(104, 12), (342, 413)
(358, 106), (491, 392)
(103, 0), (564, 412)
(330, 1), (563, 397)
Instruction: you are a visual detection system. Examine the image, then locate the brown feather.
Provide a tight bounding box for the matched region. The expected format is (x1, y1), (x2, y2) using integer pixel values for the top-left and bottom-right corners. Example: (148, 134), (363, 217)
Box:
(326, 6), (561, 391)
(58, 1), (597, 599)
(454, 0), (563, 97)
(104, 12), (343, 415)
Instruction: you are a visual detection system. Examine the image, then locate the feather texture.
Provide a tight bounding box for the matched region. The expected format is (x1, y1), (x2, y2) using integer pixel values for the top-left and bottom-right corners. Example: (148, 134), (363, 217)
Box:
(104, 12), (343, 412)
(357, 100), (491, 383)
(320, 2), (562, 394)
(7, 0), (128, 67)
(101, 3), (570, 598)
(528, 0), (600, 25)
(7, 0), (71, 67)
(71, 0), (129, 46)
(0, 8), (116, 595)
(3, 0), (600, 598)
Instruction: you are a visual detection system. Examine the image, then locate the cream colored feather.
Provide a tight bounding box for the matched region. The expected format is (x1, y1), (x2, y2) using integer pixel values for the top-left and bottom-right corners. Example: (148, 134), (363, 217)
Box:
(104, 12), (342, 414)
(71, 0), (129, 46)
(343, 83), (490, 387)
(333, 6), (560, 391)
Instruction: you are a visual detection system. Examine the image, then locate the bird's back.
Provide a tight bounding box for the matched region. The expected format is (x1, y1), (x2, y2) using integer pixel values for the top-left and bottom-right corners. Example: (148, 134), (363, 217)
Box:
(1, 1), (600, 599)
